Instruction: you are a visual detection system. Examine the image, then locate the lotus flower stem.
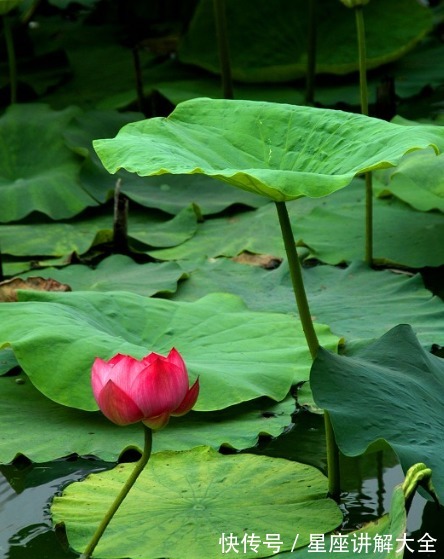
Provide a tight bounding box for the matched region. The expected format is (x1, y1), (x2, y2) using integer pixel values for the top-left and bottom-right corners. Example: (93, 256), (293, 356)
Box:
(275, 201), (340, 500)
(323, 410), (341, 501)
(80, 425), (153, 559)
(113, 178), (129, 254)
(213, 0), (234, 99)
(354, 5), (373, 265)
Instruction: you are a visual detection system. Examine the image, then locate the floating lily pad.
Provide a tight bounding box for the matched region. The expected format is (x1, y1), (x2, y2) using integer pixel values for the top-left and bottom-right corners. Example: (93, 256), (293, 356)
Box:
(296, 182), (444, 268)
(148, 198), (317, 261)
(0, 374), (294, 462)
(0, 206), (197, 257)
(311, 325), (444, 503)
(173, 258), (444, 350)
(94, 98), (443, 203)
(0, 291), (340, 411)
(51, 446), (342, 559)
(178, 0), (432, 81)
(18, 255), (185, 297)
(0, 104), (97, 222)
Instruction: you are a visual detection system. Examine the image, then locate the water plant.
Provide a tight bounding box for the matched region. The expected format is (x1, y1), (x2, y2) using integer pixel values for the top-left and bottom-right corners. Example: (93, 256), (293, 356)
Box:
(94, 96), (444, 500)
(0, 1), (443, 557)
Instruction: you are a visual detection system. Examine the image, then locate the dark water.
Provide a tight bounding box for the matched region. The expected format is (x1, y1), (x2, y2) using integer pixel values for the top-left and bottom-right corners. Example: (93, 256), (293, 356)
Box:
(1, 410), (443, 558)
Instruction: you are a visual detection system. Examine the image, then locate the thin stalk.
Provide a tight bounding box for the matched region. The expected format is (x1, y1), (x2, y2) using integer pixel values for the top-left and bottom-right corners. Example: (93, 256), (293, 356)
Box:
(3, 14), (17, 104)
(275, 201), (318, 359)
(376, 450), (384, 517)
(324, 411), (341, 501)
(305, 0), (317, 106)
(80, 426), (153, 559)
(275, 201), (340, 500)
(355, 6), (373, 265)
(113, 178), (129, 254)
(355, 7), (368, 117)
(213, 0), (234, 99)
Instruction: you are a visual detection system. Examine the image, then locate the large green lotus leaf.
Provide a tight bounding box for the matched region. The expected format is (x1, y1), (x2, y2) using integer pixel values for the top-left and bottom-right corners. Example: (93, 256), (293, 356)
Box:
(64, 109), (266, 214)
(0, 104), (98, 222)
(0, 374), (294, 462)
(374, 149), (444, 213)
(18, 255), (185, 297)
(51, 446), (342, 559)
(0, 207), (197, 257)
(0, 291), (339, 411)
(296, 182), (444, 268)
(172, 259), (444, 350)
(93, 98), (444, 202)
(311, 325), (444, 503)
(178, 0), (431, 82)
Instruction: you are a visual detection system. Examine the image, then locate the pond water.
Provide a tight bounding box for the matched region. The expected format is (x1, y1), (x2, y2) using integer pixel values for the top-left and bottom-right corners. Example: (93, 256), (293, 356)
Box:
(0, 409), (442, 558)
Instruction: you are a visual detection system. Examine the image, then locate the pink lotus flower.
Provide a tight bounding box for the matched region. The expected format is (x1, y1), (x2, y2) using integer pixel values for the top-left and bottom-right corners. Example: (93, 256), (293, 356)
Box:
(91, 348), (199, 430)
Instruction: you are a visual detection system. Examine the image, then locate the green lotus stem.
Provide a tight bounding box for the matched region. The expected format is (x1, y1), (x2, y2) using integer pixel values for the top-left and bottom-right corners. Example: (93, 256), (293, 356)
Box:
(275, 201), (318, 359)
(305, 0), (317, 106)
(213, 0), (234, 99)
(354, 5), (373, 265)
(355, 7), (368, 116)
(275, 201), (340, 500)
(113, 178), (129, 254)
(324, 410), (341, 501)
(3, 14), (17, 104)
(80, 425), (152, 559)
